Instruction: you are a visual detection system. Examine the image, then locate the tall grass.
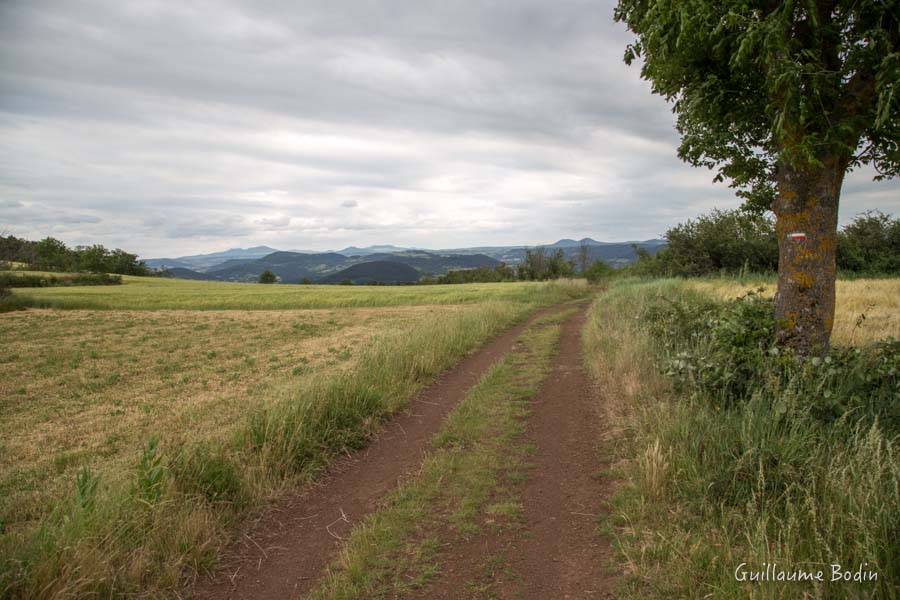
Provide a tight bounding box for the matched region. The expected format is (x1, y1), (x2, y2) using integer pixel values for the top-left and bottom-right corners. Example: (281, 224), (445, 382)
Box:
(583, 279), (899, 599)
(0, 283), (587, 598)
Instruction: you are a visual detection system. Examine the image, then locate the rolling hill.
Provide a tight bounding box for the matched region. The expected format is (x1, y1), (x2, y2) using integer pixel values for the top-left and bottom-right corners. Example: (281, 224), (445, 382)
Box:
(146, 238), (667, 282)
(210, 252), (350, 283)
(318, 261), (422, 284)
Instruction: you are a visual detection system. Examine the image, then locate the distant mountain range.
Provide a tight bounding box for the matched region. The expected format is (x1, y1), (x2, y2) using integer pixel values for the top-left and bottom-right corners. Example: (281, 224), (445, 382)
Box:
(145, 238), (666, 284)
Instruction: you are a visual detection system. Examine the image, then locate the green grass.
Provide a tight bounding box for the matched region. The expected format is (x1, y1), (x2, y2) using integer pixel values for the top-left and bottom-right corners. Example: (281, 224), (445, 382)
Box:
(0, 288), (587, 598)
(582, 279), (899, 600)
(308, 309), (573, 600)
(11, 275), (589, 310)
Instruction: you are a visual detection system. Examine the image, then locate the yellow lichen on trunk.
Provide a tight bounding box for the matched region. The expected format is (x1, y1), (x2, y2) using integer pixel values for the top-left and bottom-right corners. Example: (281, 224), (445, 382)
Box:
(773, 161), (843, 355)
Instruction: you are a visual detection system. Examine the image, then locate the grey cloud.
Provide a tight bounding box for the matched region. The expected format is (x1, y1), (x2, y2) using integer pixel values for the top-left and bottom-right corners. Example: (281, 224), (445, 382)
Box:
(0, 0), (896, 257)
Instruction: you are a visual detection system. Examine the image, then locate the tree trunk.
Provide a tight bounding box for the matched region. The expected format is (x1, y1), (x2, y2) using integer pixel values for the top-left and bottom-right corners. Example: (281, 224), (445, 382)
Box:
(773, 158), (846, 356)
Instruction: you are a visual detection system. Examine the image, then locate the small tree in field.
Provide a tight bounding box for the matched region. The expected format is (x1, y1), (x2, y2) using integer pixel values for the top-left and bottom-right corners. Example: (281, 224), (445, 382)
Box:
(258, 270), (277, 284)
(615, 1), (900, 354)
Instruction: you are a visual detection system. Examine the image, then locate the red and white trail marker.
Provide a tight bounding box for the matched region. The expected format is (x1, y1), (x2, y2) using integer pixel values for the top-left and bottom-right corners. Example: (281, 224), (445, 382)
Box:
(788, 232), (807, 242)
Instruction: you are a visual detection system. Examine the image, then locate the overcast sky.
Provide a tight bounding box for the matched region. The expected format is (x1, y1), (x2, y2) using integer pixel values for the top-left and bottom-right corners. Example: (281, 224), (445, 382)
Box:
(1, 0), (897, 258)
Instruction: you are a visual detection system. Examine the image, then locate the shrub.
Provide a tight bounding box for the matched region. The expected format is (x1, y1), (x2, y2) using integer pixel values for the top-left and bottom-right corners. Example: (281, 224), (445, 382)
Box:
(837, 210), (900, 275)
(583, 260), (615, 283)
(643, 290), (900, 432)
(0, 273), (122, 287)
(258, 270), (277, 284)
(589, 281), (900, 599)
(436, 264), (517, 284)
(629, 209), (778, 277)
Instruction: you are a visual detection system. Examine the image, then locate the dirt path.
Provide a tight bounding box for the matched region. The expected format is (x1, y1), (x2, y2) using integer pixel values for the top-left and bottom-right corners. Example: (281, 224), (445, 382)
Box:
(408, 307), (616, 600)
(190, 303), (571, 600)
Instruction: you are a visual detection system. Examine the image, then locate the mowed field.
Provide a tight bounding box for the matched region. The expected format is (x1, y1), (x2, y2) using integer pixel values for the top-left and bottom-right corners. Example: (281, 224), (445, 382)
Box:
(0, 304), (464, 526)
(0, 275), (588, 598)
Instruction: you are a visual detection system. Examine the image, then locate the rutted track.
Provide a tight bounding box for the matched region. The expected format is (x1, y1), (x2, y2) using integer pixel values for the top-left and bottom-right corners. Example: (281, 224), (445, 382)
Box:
(402, 306), (616, 600)
(190, 303), (574, 600)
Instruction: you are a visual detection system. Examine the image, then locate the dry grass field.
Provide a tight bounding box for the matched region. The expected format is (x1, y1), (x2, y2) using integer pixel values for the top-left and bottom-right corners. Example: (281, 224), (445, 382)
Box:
(0, 304), (467, 529)
(0, 276), (589, 598)
(687, 277), (900, 345)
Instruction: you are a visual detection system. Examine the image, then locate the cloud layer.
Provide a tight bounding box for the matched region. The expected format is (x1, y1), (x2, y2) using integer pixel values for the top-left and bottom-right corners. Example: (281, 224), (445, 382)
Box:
(1, 0), (896, 257)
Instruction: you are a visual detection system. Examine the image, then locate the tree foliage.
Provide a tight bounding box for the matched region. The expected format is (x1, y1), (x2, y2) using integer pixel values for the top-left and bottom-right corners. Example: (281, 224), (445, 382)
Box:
(258, 270), (277, 284)
(615, 1), (900, 210)
(630, 208), (900, 276)
(584, 259), (616, 283)
(517, 248), (575, 281)
(433, 264), (517, 284)
(658, 209), (778, 276)
(0, 235), (148, 275)
(837, 209), (900, 273)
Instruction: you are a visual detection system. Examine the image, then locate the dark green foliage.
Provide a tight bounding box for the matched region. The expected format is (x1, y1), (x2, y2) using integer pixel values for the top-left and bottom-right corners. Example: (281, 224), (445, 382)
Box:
(0, 284), (46, 313)
(0, 236), (38, 264)
(0, 273), (121, 288)
(626, 209), (777, 277)
(837, 210), (900, 274)
(35, 237), (73, 272)
(517, 248), (575, 281)
(435, 263), (517, 284)
(661, 210), (777, 276)
(643, 291), (900, 432)
(615, 1), (900, 207)
(0, 235), (148, 275)
(628, 208), (900, 277)
(258, 270), (277, 284)
(583, 260), (615, 283)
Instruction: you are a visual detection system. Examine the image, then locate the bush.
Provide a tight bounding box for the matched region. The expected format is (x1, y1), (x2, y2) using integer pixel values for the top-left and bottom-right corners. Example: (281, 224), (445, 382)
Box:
(0, 235), (149, 275)
(837, 210), (900, 275)
(631, 209), (778, 277)
(0, 273), (122, 288)
(436, 264), (517, 284)
(627, 208), (900, 278)
(258, 270), (277, 284)
(589, 282), (900, 599)
(517, 248), (575, 281)
(583, 260), (615, 283)
(643, 291), (900, 432)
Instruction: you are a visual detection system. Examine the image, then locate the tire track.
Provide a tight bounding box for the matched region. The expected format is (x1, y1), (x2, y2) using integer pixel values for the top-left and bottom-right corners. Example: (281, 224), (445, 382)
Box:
(189, 303), (573, 600)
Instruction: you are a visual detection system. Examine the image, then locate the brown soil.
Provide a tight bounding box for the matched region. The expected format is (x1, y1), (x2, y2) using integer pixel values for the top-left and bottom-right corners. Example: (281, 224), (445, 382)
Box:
(189, 303), (570, 600)
(407, 307), (617, 600)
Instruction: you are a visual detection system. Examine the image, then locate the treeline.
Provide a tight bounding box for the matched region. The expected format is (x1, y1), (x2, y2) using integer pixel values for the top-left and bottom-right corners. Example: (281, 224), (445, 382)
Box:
(629, 209), (900, 277)
(0, 272), (122, 288)
(0, 235), (149, 276)
(429, 246), (618, 285)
